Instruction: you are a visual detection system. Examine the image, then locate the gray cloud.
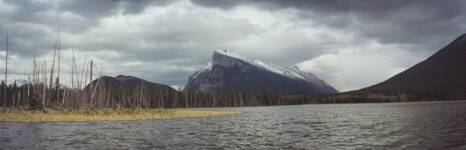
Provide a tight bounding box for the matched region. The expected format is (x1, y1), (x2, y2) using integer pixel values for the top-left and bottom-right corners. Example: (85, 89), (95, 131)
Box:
(192, 0), (466, 50)
(0, 0), (173, 58)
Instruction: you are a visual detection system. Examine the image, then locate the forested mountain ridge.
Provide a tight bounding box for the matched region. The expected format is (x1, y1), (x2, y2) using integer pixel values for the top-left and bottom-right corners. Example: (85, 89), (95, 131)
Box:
(85, 75), (176, 92)
(354, 33), (466, 100)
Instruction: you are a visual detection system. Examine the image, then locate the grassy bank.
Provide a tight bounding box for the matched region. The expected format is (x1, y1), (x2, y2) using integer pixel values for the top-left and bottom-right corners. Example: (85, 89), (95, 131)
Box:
(0, 108), (241, 123)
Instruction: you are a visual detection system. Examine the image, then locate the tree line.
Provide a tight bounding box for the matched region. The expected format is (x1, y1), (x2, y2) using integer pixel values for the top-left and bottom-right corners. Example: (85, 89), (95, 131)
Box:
(0, 80), (328, 110)
(4, 77), (464, 110)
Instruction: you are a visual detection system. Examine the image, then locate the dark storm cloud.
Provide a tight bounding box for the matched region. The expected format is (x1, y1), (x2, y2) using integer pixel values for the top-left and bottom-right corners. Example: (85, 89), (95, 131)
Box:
(3, 0), (168, 31)
(0, 0), (172, 57)
(61, 0), (173, 19)
(192, 0), (466, 51)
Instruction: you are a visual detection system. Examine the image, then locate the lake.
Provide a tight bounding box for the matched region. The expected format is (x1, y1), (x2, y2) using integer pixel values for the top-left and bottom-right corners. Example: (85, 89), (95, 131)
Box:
(1, 101), (466, 149)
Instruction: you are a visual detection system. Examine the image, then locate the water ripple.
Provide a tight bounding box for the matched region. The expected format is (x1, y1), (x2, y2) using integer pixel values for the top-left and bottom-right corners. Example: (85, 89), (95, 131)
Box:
(1, 101), (466, 149)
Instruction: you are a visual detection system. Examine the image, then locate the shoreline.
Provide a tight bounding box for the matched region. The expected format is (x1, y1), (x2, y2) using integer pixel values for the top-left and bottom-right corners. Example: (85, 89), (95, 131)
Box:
(0, 109), (242, 123)
(1, 100), (463, 123)
(178, 99), (466, 109)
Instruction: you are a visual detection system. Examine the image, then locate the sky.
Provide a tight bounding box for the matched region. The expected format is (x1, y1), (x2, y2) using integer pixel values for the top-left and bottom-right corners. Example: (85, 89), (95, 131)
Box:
(0, 0), (465, 91)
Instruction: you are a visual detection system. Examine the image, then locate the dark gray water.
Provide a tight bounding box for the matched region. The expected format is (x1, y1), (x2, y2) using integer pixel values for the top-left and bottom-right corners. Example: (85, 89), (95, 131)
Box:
(1, 101), (466, 150)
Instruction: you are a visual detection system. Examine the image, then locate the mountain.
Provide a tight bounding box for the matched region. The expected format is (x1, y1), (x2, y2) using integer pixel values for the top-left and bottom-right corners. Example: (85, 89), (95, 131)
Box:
(184, 50), (338, 95)
(361, 33), (466, 99)
(85, 75), (176, 92)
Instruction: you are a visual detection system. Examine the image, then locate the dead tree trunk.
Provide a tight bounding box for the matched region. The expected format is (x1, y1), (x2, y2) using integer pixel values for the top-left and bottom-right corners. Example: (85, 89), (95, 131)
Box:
(3, 32), (8, 108)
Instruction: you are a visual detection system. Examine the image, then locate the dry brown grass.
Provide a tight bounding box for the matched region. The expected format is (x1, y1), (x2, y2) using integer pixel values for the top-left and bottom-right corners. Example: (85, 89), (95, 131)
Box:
(0, 108), (241, 123)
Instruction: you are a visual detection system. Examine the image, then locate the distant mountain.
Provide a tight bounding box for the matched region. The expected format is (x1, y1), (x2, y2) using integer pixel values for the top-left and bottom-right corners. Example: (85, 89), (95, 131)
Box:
(184, 50), (337, 95)
(361, 33), (466, 99)
(85, 75), (176, 92)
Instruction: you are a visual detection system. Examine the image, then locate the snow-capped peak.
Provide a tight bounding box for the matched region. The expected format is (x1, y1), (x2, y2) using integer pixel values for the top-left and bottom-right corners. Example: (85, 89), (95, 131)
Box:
(185, 49), (338, 94)
(194, 49), (329, 87)
(252, 59), (326, 86)
(214, 49), (247, 60)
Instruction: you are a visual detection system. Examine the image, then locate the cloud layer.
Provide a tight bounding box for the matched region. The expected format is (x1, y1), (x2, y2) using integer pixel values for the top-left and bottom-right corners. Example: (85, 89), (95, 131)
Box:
(1, 0), (465, 91)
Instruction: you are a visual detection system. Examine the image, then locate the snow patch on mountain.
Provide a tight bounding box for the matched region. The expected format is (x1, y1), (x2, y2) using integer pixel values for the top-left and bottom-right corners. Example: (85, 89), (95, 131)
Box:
(191, 60), (213, 79)
(214, 49), (247, 60)
(206, 49), (330, 88)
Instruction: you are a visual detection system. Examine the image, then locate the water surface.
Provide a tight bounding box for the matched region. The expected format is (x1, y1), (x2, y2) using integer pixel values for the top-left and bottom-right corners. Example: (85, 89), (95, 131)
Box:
(1, 101), (466, 149)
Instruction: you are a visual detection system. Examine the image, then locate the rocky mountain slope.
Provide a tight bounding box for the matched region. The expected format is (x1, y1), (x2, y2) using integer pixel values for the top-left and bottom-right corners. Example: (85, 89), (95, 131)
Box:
(184, 50), (337, 95)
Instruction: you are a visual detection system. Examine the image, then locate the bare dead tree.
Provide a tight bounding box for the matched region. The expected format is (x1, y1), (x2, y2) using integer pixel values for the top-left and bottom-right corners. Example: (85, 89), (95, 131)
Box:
(71, 49), (76, 89)
(42, 59), (47, 109)
(88, 60), (93, 107)
(57, 31), (61, 86)
(49, 34), (58, 89)
(57, 31), (62, 106)
(27, 74), (30, 104)
(79, 57), (87, 89)
(32, 41), (36, 84)
(90, 59), (93, 84)
(90, 72), (101, 108)
(3, 31), (8, 107)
